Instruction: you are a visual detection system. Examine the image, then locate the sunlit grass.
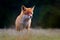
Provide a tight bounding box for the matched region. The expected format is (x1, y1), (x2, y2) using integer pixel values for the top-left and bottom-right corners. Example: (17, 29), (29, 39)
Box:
(0, 32), (60, 40)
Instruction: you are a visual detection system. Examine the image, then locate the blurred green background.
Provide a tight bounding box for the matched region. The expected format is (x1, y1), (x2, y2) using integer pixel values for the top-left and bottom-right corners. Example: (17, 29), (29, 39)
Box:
(0, 0), (60, 28)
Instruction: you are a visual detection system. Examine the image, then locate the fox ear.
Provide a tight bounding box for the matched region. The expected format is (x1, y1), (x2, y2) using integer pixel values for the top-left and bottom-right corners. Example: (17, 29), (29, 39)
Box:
(32, 6), (35, 10)
(21, 5), (26, 11)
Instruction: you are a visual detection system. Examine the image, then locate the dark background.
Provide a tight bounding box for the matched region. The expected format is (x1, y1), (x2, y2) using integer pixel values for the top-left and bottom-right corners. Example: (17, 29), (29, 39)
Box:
(0, 0), (60, 28)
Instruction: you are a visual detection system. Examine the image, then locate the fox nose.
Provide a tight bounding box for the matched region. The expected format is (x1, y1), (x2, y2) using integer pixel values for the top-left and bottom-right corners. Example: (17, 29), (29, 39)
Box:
(30, 16), (32, 18)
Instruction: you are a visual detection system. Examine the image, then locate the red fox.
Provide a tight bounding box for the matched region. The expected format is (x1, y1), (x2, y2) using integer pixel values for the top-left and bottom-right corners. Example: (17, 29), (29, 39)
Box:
(15, 5), (35, 31)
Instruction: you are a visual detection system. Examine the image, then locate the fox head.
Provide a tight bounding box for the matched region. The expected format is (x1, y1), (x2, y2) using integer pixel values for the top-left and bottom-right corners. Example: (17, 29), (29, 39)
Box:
(21, 5), (35, 18)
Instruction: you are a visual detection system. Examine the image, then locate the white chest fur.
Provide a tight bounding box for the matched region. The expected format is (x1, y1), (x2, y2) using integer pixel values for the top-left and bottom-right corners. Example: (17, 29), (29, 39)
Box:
(21, 15), (31, 25)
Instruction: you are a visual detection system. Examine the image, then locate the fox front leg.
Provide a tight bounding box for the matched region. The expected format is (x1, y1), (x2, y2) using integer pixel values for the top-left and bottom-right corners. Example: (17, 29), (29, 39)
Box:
(27, 20), (31, 31)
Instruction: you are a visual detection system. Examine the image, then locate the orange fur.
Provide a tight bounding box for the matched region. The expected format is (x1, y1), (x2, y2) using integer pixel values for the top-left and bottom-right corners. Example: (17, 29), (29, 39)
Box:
(15, 5), (35, 31)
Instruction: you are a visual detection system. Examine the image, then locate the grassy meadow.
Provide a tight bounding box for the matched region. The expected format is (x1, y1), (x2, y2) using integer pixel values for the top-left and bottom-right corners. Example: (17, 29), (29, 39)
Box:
(0, 29), (60, 40)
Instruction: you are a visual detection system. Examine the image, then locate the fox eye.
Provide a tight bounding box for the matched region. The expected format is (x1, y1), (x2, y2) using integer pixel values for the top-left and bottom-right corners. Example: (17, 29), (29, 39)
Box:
(30, 13), (32, 14)
(31, 13), (32, 14)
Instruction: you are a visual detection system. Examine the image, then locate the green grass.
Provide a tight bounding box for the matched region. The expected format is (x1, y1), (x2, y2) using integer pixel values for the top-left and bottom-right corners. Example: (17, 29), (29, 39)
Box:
(0, 33), (60, 40)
